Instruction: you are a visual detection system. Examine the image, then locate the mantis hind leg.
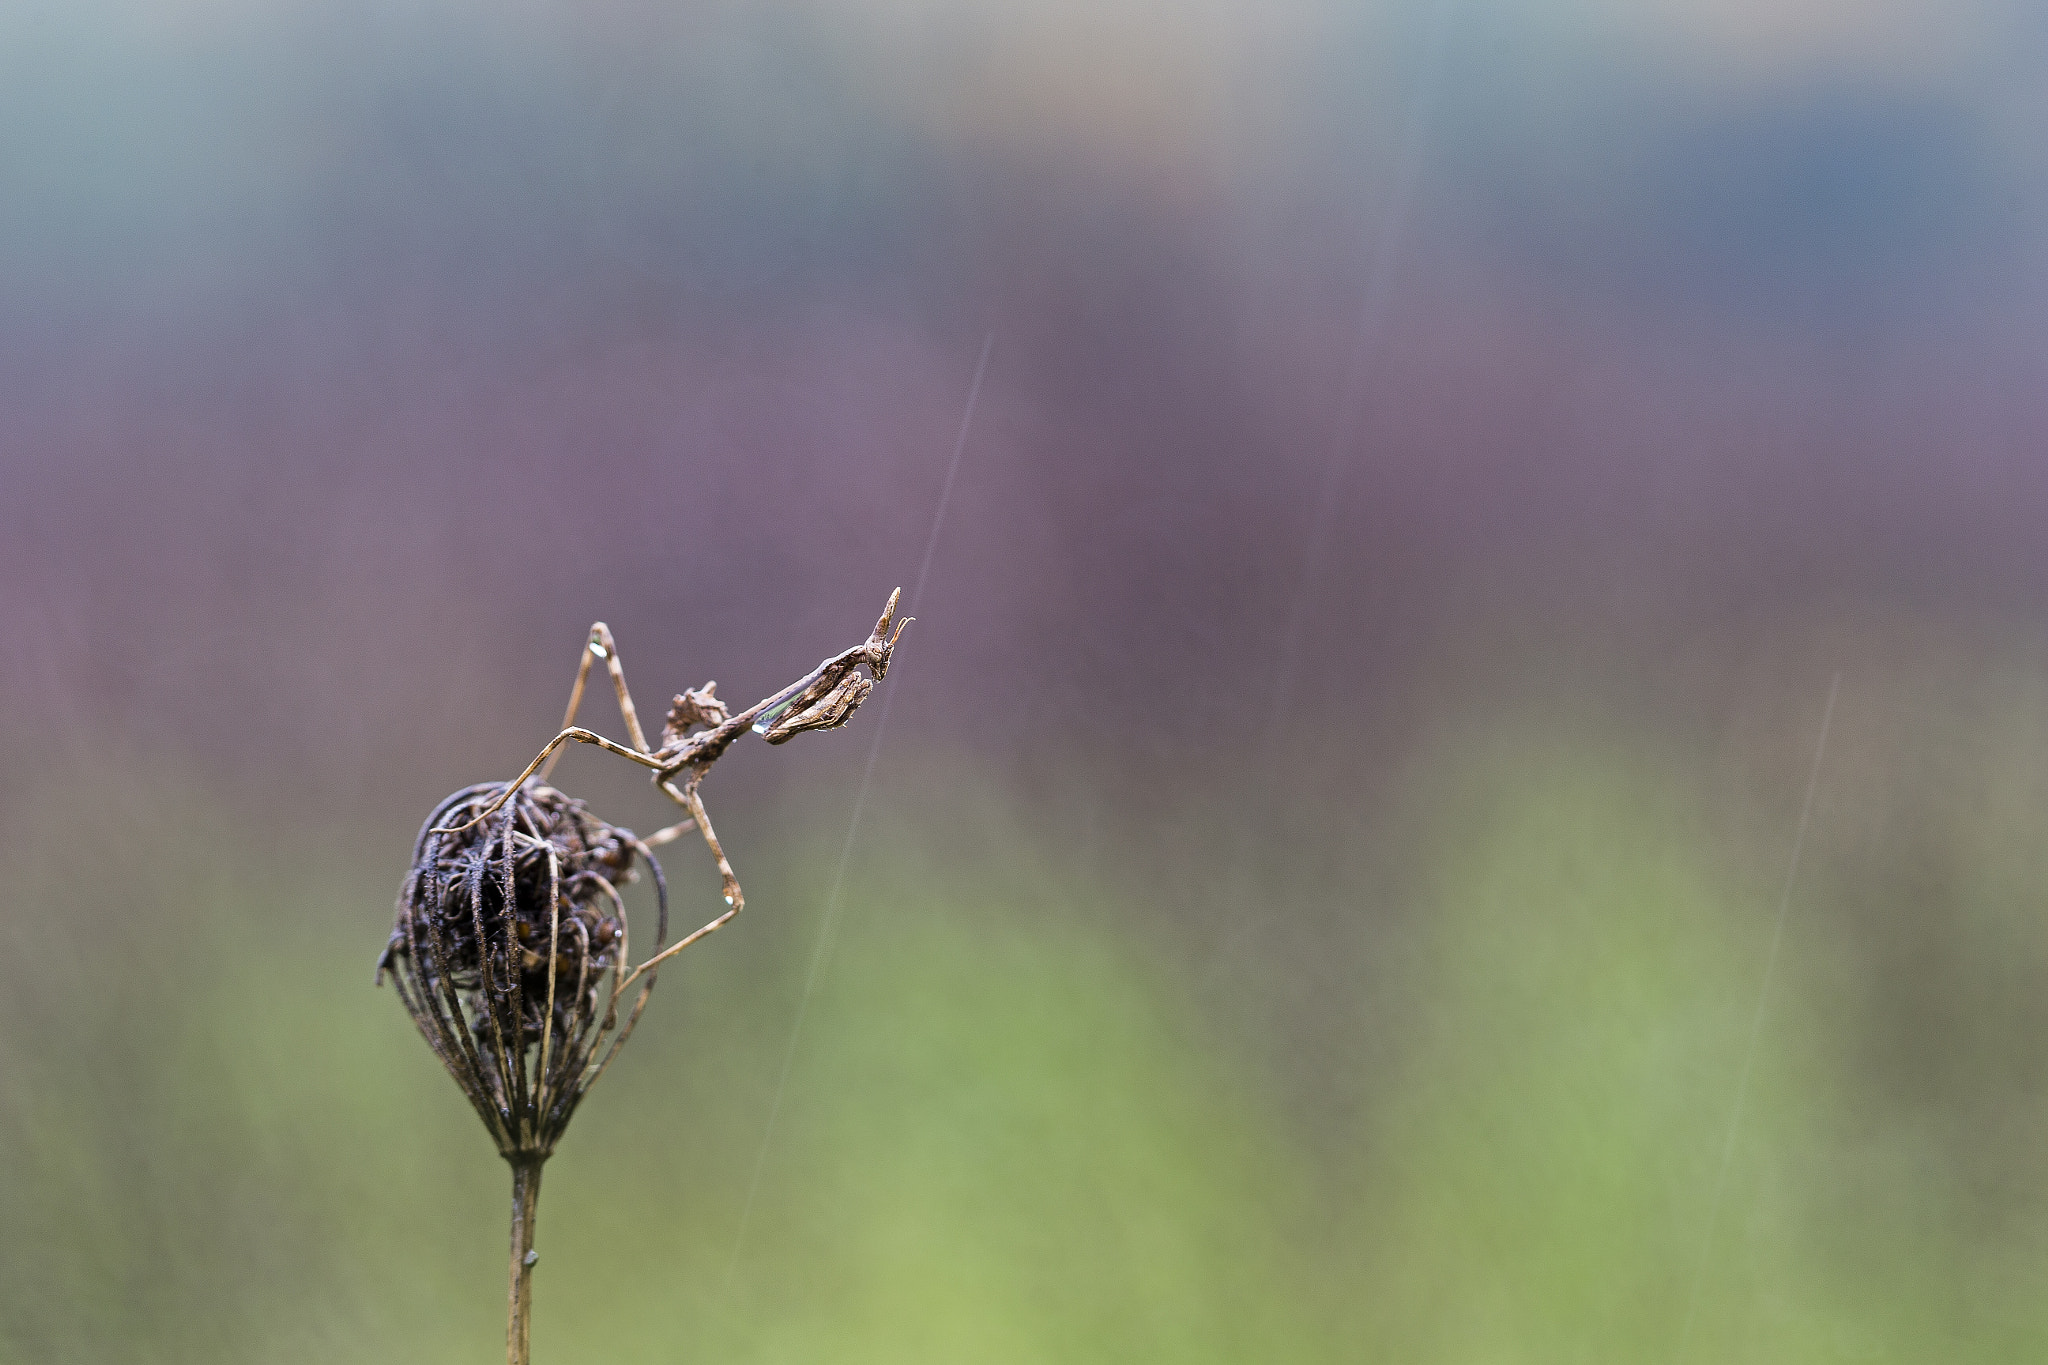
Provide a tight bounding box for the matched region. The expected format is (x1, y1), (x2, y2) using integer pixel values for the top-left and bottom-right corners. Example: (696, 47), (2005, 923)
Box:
(538, 623), (653, 783)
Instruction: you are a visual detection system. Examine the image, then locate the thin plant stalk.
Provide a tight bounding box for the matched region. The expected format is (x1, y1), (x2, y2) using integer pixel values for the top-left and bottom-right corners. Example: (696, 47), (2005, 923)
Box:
(507, 1157), (543, 1365)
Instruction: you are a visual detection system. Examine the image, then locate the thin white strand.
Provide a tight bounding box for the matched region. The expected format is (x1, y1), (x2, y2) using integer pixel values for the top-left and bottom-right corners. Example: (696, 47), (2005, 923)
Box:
(1197, 1), (1460, 989)
(722, 332), (995, 1292)
(1264, 0), (1460, 739)
(1676, 670), (1841, 1357)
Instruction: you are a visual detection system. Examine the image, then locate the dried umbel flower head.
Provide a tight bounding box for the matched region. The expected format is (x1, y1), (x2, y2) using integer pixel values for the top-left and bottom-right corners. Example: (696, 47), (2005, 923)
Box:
(377, 782), (665, 1161)
(375, 590), (906, 1365)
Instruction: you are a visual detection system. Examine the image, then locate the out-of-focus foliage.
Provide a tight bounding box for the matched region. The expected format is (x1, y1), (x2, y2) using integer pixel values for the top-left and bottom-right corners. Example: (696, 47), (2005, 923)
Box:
(8, 675), (2048, 1361)
(1350, 735), (1833, 1362)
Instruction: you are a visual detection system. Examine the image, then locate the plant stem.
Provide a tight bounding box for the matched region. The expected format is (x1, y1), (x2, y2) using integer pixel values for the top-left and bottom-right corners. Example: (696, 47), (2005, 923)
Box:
(507, 1156), (545, 1365)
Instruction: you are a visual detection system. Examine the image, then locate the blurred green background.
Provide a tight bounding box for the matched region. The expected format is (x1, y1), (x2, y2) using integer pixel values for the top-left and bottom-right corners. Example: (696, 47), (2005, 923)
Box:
(5, 0), (2048, 1360)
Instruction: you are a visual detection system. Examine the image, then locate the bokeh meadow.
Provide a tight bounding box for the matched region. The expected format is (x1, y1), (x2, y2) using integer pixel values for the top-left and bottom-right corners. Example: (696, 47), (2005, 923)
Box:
(5, 1), (2048, 1360)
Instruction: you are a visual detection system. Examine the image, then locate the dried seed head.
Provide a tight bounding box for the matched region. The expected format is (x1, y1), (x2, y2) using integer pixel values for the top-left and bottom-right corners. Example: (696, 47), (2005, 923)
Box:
(377, 781), (668, 1160)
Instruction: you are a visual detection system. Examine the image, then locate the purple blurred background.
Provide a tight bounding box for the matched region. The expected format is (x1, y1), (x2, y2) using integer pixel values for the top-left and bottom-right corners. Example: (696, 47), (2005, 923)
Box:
(8, 0), (2044, 819)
